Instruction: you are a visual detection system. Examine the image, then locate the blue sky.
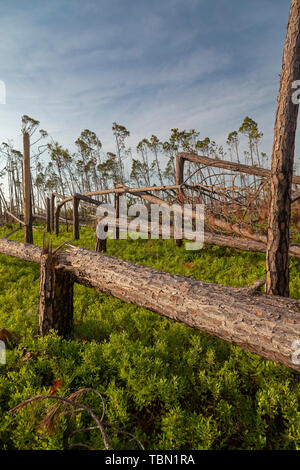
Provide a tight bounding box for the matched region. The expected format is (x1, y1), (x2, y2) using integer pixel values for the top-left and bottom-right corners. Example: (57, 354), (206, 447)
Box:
(0, 0), (295, 160)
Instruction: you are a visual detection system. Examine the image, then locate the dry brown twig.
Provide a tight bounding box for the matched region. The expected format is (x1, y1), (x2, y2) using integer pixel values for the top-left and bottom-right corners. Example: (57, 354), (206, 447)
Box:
(9, 387), (145, 451)
(69, 424), (145, 450)
(9, 388), (112, 450)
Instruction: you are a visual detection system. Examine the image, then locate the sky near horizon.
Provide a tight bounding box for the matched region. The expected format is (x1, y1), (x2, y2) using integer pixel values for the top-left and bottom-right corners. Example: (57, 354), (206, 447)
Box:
(0, 0), (297, 162)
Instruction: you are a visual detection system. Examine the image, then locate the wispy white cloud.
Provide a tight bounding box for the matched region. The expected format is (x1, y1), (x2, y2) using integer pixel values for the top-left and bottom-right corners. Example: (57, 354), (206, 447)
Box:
(0, 0), (296, 167)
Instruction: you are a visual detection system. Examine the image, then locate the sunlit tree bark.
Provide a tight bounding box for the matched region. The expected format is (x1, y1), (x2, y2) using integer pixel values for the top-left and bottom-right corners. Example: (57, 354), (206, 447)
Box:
(266, 0), (300, 296)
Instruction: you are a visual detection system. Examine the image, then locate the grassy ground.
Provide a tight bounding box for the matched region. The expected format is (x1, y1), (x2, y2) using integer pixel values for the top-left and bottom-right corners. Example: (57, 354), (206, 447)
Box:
(0, 223), (299, 450)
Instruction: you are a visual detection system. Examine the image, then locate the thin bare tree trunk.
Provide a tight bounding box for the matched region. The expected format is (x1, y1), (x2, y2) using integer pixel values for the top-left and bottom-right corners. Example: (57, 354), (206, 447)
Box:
(73, 196), (80, 240)
(175, 155), (184, 247)
(22, 133), (33, 244)
(114, 182), (120, 240)
(46, 197), (51, 233)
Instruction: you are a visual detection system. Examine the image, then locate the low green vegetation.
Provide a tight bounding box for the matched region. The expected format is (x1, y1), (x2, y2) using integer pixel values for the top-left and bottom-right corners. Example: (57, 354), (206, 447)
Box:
(0, 224), (299, 450)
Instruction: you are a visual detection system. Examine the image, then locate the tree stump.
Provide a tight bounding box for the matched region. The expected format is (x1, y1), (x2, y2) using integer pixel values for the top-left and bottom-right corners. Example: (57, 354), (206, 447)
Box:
(95, 213), (108, 252)
(39, 244), (74, 337)
(115, 191), (120, 240)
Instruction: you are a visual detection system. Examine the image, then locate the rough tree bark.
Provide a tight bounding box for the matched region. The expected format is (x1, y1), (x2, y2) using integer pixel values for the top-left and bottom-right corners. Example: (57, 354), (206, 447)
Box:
(39, 245), (74, 337)
(119, 185), (300, 257)
(0, 238), (299, 371)
(50, 193), (55, 232)
(177, 153), (300, 185)
(266, 0), (300, 297)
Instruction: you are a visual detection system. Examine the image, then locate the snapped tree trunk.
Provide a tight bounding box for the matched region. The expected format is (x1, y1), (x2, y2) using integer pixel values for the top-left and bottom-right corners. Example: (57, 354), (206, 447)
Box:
(46, 197), (51, 233)
(95, 218), (107, 253)
(39, 245), (74, 337)
(266, 0), (300, 297)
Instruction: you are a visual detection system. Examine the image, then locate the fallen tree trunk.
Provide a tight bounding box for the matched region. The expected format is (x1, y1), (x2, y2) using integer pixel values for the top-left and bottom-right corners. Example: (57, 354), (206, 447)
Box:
(120, 187), (300, 258)
(32, 214), (92, 227)
(133, 188), (268, 244)
(202, 231), (296, 255)
(55, 184), (181, 212)
(178, 152), (300, 185)
(292, 190), (300, 203)
(0, 238), (42, 262)
(4, 210), (25, 226)
(265, 0), (300, 297)
(123, 186), (266, 241)
(39, 245), (74, 337)
(73, 193), (101, 206)
(54, 184), (186, 233)
(105, 215), (300, 257)
(0, 237), (299, 372)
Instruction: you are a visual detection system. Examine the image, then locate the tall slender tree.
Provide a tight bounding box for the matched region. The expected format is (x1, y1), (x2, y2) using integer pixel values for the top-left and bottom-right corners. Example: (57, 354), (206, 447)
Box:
(266, 0), (300, 296)
(112, 122), (130, 184)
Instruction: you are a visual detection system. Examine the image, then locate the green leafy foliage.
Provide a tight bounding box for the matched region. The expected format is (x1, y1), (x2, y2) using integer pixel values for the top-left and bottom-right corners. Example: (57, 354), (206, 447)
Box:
(0, 224), (299, 450)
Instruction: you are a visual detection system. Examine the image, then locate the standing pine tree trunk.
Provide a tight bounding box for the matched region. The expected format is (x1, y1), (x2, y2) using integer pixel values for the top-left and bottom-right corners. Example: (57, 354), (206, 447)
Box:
(266, 0), (300, 296)
(22, 133), (33, 244)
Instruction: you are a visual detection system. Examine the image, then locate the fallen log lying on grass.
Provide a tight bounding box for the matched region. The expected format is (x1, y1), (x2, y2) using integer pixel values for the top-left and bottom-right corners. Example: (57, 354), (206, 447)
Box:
(203, 231), (289, 255)
(103, 214), (299, 257)
(0, 237), (299, 372)
(117, 186), (300, 258)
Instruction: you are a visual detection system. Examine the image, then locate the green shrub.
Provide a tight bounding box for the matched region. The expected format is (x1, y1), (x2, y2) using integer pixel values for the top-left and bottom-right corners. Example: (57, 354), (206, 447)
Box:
(0, 224), (299, 449)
